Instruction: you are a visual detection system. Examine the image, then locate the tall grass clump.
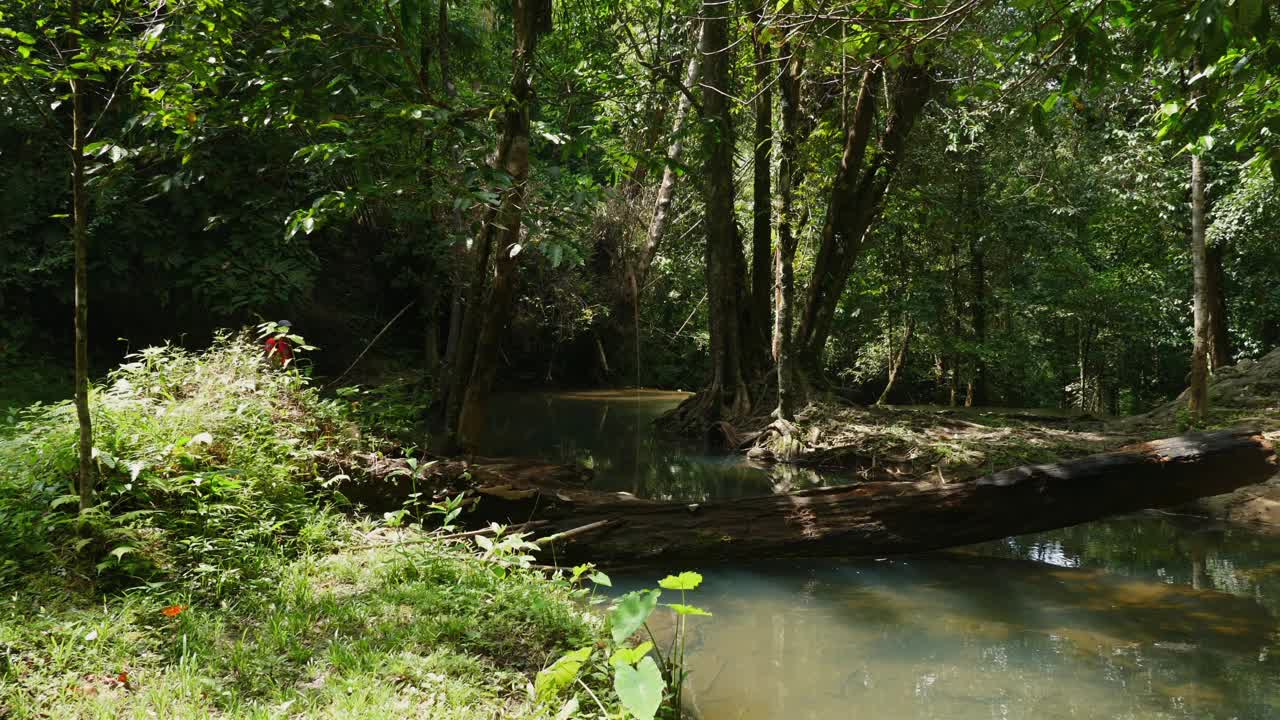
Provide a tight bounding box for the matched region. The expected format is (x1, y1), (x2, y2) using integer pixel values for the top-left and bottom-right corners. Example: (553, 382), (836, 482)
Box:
(0, 333), (357, 595)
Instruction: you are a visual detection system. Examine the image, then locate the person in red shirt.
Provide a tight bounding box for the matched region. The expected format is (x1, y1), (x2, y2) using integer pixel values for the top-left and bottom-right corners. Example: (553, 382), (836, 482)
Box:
(264, 320), (295, 366)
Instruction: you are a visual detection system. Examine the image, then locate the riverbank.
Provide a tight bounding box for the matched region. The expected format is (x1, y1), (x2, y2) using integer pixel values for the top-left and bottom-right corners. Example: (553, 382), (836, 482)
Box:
(0, 338), (622, 719)
(733, 350), (1280, 530)
(743, 349), (1280, 482)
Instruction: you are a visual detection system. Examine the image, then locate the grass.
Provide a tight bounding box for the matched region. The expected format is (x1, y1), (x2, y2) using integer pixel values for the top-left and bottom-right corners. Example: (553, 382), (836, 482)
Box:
(0, 540), (602, 719)
(0, 336), (618, 719)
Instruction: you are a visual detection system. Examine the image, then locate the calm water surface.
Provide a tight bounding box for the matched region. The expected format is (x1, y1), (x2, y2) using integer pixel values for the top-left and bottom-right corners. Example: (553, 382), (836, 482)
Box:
(483, 391), (1280, 719)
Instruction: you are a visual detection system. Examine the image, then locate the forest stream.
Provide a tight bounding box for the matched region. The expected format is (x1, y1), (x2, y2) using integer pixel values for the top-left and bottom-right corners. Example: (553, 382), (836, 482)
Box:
(481, 390), (1280, 720)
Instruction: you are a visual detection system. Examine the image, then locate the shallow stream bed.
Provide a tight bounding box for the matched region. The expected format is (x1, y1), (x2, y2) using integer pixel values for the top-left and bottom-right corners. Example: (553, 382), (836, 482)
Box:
(482, 391), (1280, 719)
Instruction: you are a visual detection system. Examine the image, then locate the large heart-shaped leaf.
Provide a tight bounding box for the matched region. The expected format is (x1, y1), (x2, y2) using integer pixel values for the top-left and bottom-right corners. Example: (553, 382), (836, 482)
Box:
(614, 656), (664, 720)
(657, 571), (702, 591)
(610, 589), (660, 644)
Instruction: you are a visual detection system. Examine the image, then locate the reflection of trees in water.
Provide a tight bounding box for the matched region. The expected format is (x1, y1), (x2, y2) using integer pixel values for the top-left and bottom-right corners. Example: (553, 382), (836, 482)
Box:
(675, 557), (1280, 720)
(481, 394), (836, 500)
(972, 516), (1280, 616)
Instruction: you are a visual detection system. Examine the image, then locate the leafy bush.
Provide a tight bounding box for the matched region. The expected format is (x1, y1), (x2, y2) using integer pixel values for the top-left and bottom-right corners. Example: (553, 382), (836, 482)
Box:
(0, 334), (358, 594)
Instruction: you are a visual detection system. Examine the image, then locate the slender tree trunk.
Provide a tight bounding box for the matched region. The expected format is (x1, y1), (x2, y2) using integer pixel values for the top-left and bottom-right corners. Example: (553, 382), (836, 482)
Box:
(583, 23), (704, 385)
(69, 0), (94, 513)
(947, 231), (961, 406)
(1206, 240), (1230, 370)
(795, 65), (932, 379)
(438, 0), (454, 97)
(451, 0), (550, 447)
(1188, 152), (1210, 422)
(876, 317), (915, 406)
(969, 239), (987, 405)
(701, 0), (749, 418)
(636, 21), (705, 295)
(774, 17), (802, 421)
(748, 8), (773, 373)
(966, 156), (987, 406)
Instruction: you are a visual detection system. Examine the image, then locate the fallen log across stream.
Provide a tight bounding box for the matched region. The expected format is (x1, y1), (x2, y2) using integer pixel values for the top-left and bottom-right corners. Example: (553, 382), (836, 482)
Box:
(333, 429), (1276, 566)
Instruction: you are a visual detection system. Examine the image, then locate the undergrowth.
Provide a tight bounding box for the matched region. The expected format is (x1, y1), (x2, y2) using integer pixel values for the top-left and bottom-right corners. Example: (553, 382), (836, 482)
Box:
(0, 334), (360, 595)
(0, 335), (703, 719)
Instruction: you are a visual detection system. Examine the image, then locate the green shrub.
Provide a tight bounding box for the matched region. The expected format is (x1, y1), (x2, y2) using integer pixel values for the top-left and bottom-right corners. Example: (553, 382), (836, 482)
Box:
(0, 334), (360, 595)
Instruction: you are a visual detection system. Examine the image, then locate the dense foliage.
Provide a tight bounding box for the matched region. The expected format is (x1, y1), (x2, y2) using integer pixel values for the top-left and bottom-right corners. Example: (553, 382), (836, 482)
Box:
(1, 0), (1277, 423)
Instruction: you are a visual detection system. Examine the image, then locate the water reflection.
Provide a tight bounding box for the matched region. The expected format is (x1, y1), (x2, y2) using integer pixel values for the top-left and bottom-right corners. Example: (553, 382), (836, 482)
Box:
(971, 516), (1280, 618)
(482, 390), (838, 500)
(623, 553), (1280, 720)
(487, 391), (1280, 718)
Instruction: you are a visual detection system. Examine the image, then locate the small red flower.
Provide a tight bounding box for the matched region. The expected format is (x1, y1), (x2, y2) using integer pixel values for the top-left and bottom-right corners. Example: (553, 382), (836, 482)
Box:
(161, 604), (185, 618)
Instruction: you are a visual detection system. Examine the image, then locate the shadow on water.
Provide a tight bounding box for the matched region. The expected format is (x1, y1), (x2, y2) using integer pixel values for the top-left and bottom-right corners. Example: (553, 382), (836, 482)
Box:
(484, 391), (1280, 719)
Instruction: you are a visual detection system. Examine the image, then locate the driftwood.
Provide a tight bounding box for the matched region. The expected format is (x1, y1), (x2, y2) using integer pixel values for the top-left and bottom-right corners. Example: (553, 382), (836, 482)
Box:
(332, 429), (1276, 567)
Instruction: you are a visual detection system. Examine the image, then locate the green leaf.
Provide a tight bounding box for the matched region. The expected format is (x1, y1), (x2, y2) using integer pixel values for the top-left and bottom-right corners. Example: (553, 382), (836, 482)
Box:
(666, 603), (712, 617)
(50, 494), (80, 510)
(534, 647), (592, 703)
(110, 546), (137, 561)
(609, 589), (660, 644)
(589, 571), (612, 587)
(657, 571), (702, 591)
(609, 641), (653, 667)
(613, 656), (664, 720)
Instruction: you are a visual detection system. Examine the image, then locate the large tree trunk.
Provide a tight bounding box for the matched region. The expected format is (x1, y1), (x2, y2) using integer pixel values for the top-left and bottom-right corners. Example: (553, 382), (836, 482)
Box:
(1206, 240), (1230, 371)
(773, 16), (802, 421)
(748, 8), (773, 375)
(345, 430), (1276, 565)
(795, 65), (932, 380)
(701, 0), (751, 419)
(447, 0), (550, 448)
(1188, 153), (1210, 422)
(69, 0), (94, 513)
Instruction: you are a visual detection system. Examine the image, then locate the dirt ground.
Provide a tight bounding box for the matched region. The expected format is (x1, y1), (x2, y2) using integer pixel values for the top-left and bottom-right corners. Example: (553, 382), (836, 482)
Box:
(752, 348), (1280, 529)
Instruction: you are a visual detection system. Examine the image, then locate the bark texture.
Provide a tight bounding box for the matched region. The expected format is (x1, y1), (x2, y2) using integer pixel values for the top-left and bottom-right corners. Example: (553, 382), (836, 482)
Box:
(441, 0), (550, 448)
(701, 0), (751, 418)
(749, 8), (773, 373)
(773, 19), (802, 421)
(1188, 153), (1210, 422)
